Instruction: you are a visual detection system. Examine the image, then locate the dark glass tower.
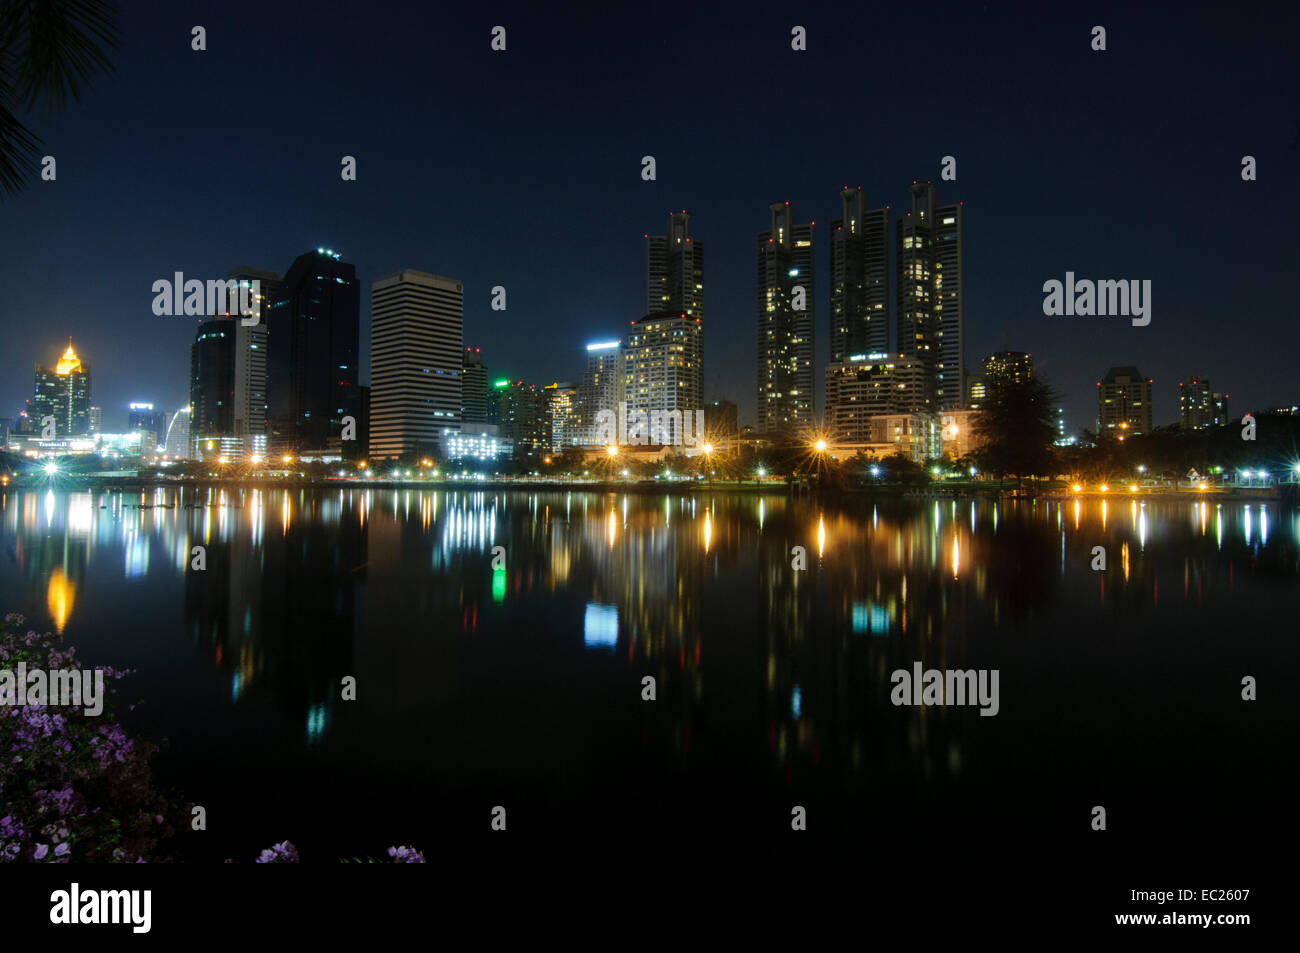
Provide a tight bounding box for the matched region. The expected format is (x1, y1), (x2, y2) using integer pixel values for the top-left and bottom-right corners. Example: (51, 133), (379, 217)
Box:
(190, 320), (236, 438)
(267, 249), (361, 456)
(829, 187), (890, 363)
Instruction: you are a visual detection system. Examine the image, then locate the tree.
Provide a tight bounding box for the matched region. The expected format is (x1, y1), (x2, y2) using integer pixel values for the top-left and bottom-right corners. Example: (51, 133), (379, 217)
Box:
(0, 0), (120, 198)
(973, 375), (1058, 491)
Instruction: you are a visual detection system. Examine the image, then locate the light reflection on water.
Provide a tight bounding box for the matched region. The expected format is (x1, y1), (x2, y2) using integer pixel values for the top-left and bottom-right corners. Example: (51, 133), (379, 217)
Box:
(0, 486), (1296, 856)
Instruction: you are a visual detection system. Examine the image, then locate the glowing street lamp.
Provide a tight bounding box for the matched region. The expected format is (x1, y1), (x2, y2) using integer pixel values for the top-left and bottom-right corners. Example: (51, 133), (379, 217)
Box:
(606, 445), (618, 458)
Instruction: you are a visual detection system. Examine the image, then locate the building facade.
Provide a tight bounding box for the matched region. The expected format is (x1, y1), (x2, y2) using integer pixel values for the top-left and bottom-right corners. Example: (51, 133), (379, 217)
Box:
(32, 341), (91, 437)
(897, 182), (963, 411)
(368, 269), (463, 460)
(829, 187), (889, 362)
(757, 202), (815, 433)
(1179, 377), (1229, 429)
(623, 312), (703, 439)
(824, 353), (929, 441)
(1098, 366), (1153, 437)
(267, 249), (361, 457)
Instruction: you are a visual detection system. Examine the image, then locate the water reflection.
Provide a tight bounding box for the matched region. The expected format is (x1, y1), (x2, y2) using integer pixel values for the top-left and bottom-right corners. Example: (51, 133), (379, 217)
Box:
(1, 485), (1297, 850)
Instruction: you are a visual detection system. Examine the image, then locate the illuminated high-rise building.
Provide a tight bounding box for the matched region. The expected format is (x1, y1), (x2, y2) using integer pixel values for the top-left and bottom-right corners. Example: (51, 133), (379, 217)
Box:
(645, 211), (704, 321)
(225, 266), (282, 440)
(624, 312), (703, 432)
(578, 340), (623, 444)
(1098, 366), (1153, 437)
(981, 351), (1034, 404)
(31, 340), (91, 437)
(757, 202), (815, 433)
(1179, 377), (1229, 430)
(829, 187), (889, 363)
(369, 269), (463, 460)
(897, 182), (964, 411)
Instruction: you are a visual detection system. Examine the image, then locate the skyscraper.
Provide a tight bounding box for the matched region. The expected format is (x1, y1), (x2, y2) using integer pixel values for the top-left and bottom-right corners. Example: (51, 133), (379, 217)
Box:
(225, 266), (282, 441)
(544, 382), (579, 451)
(461, 347), (489, 425)
(757, 202), (815, 433)
(1098, 366), (1153, 437)
(624, 312), (704, 439)
(645, 211), (704, 321)
(1179, 377), (1230, 430)
(31, 340), (91, 437)
(494, 380), (550, 461)
(829, 187), (889, 363)
(369, 269), (463, 460)
(578, 340), (623, 444)
(267, 248), (361, 457)
(190, 320), (236, 440)
(896, 182), (964, 411)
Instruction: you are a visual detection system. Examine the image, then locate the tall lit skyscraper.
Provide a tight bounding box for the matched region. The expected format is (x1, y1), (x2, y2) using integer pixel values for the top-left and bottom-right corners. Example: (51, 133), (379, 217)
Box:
(267, 248), (360, 457)
(32, 340), (91, 437)
(578, 340), (623, 444)
(829, 187), (889, 363)
(645, 211), (704, 321)
(544, 382), (579, 451)
(369, 269), (463, 460)
(757, 202), (815, 433)
(624, 312), (703, 437)
(896, 182), (964, 411)
(225, 266), (282, 441)
(1098, 366), (1153, 437)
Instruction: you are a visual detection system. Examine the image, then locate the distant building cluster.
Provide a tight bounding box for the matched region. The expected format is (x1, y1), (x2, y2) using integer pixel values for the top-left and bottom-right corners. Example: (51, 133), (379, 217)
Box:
(0, 185), (1244, 469)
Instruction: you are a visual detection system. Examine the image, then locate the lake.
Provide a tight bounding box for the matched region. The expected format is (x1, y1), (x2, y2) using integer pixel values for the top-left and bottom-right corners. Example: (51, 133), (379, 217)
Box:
(1, 486), (1295, 861)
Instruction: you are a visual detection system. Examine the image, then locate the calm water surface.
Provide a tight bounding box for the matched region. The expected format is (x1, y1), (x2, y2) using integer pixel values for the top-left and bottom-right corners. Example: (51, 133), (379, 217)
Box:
(1, 486), (1295, 860)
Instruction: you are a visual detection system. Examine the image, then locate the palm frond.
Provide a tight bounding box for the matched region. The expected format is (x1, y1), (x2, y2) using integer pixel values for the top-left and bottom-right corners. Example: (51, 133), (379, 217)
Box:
(6, 0), (121, 116)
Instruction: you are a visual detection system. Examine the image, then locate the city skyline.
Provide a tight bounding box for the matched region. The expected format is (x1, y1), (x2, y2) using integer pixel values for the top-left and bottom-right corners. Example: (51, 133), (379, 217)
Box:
(1, 3), (1295, 438)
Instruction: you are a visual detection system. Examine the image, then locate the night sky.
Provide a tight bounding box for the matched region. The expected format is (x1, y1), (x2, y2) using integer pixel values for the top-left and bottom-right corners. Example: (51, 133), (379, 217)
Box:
(2, 0), (1296, 433)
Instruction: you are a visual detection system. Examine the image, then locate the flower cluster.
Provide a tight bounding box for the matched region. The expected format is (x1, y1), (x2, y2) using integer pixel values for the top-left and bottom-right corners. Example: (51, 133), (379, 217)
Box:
(0, 615), (178, 863)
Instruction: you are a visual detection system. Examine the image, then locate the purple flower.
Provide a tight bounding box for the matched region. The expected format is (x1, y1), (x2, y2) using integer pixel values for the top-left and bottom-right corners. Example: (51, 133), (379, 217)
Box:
(53, 843), (69, 857)
(386, 845), (426, 863)
(32, 843), (48, 860)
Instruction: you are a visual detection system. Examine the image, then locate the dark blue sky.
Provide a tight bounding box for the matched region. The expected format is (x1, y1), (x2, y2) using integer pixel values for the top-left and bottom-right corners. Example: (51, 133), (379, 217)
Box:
(2, 0), (1297, 433)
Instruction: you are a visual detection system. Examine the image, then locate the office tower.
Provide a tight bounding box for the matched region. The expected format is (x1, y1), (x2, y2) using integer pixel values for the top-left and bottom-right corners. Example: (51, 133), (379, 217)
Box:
(829, 187), (889, 363)
(578, 340), (623, 444)
(462, 347), (489, 425)
(267, 248), (361, 457)
(705, 399), (738, 436)
(190, 320), (236, 440)
(981, 351), (1034, 404)
(163, 407), (190, 457)
(645, 211), (704, 321)
(897, 182), (964, 411)
(824, 353), (929, 441)
(494, 380), (551, 460)
(225, 266), (282, 441)
(544, 382), (579, 451)
(368, 269), (463, 460)
(88, 406), (102, 433)
(31, 340), (91, 437)
(757, 202), (815, 433)
(128, 403), (167, 452)
(1179, 377), (1230, 429)
(624, 311), (704, 438)
(1098, 366), (1153, 437)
